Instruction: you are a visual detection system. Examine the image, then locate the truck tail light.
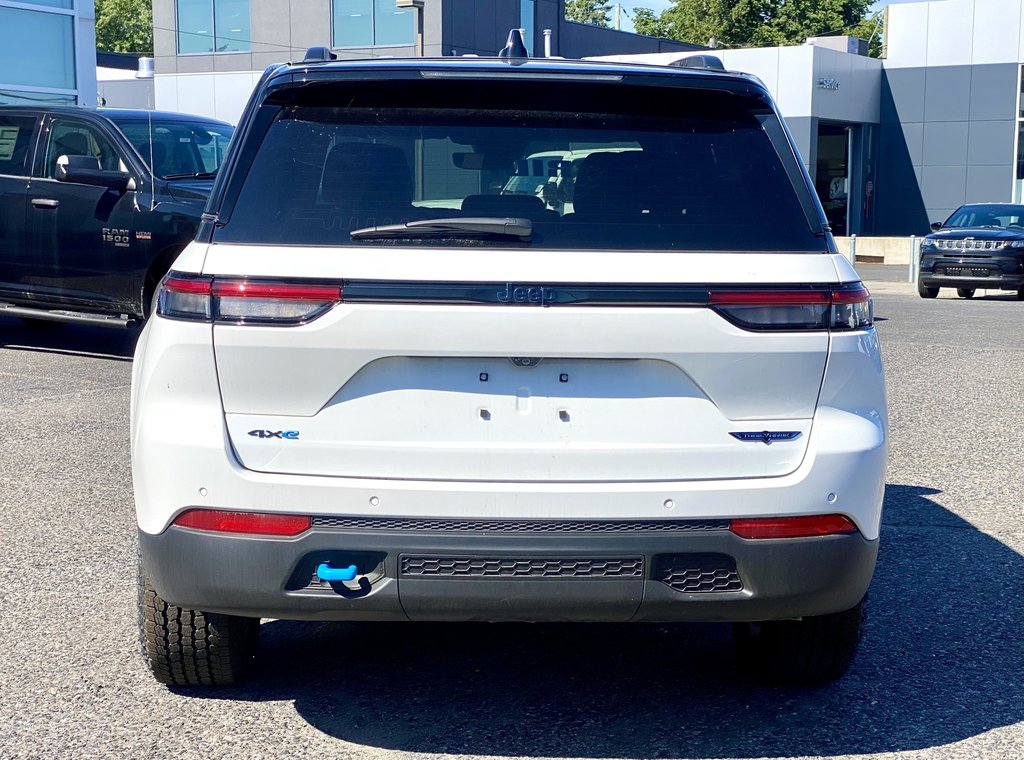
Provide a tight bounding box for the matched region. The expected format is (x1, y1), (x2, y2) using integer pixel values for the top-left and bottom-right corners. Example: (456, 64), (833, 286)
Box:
(709, 284), (872, 332)
(156, 273), (342, 325)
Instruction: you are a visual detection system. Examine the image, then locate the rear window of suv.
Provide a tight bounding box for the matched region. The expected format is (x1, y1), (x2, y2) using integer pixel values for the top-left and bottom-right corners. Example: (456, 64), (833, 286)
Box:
(214, 76), (824, 252)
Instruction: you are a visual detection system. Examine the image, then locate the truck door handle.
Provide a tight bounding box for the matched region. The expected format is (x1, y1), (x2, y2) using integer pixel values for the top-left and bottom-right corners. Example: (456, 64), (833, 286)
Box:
(32, 198), (59, 209)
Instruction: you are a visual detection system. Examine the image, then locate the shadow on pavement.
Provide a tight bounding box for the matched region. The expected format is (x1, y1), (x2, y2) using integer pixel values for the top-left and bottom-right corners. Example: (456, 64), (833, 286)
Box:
(0, 316), (139, 361)
(177, 484), (1023, 757)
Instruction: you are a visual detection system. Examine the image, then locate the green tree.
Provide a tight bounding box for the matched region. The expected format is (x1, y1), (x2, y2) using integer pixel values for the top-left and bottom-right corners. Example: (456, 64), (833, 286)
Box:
(95, 0), (153, 54)
(632, 0), (876, 53)
(632, 8), (666, 37)
(565, 0), (613, 27)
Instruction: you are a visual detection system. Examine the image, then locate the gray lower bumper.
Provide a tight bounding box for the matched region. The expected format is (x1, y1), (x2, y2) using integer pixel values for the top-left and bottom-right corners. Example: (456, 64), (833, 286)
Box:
(920, 273), (1024, 290)
(139, 524), (878, 623)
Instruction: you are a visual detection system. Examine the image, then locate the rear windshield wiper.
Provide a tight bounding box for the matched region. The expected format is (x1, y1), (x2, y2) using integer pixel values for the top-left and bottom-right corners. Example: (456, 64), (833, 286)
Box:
(351, 217), (532, 241)
(164, 171), (218, 180)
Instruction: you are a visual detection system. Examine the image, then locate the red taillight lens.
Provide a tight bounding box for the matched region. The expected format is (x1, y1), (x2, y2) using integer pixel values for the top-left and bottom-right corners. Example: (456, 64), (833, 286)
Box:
(172, 509), (311, 536)
(709, 291), (831, 306)
(729, 514), (858, 539)
(156, 272), (342, 325)
(157, 273), (213, 321)
(709, 284), (872, 332)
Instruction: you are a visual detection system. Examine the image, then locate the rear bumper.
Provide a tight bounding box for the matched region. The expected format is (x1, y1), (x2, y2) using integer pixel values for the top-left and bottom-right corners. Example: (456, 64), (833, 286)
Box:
(139, 524), (878, 623)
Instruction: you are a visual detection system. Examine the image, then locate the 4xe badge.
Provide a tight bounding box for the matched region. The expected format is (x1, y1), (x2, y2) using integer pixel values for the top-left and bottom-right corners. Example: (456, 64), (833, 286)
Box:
(248, 429), (299, 440)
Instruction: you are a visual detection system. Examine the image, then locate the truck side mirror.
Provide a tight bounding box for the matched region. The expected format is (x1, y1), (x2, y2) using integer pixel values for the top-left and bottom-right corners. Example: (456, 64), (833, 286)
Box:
(56, 154), (131, 192)
(930, 221), (943, 232)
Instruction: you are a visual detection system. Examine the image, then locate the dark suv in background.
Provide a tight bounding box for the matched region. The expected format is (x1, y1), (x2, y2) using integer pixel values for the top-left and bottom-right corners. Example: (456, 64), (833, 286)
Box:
(0, 107), (233, 326)
(919, 203), (1024, 299)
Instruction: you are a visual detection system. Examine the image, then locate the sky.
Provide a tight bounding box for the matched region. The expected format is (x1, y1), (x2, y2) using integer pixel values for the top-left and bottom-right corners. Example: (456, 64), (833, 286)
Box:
(619, 0), (919, 34)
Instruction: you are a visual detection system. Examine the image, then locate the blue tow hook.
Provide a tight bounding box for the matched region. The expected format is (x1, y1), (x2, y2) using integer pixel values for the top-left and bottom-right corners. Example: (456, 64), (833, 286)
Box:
(317, 563), (358, 582)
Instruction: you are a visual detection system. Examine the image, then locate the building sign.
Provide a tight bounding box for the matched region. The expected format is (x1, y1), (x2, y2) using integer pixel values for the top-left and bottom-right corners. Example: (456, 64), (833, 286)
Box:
(818, 77), (841, 91)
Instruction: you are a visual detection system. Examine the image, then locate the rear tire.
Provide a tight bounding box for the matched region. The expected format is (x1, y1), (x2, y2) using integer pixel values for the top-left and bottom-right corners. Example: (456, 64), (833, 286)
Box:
(138, 568), (259, 686)
(734, 596), (866, 685)
(956, 288), (975, 299)
(917, 283), (939, 299)
(1017, 288), (1024, 301)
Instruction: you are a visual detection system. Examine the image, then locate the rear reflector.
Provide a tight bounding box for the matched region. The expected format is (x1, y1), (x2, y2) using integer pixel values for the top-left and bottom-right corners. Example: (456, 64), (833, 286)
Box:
(729, 514), (858, 539)
(173, 509), (311, 536)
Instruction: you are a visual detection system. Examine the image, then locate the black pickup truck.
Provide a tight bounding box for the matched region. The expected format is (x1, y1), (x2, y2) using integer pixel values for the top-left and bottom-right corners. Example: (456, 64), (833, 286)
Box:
(0, 106), (233, 326)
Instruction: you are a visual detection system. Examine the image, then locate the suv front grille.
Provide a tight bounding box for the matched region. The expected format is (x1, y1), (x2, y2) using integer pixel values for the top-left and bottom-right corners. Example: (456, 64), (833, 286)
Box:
(400, 555), (644, 578)
(935, 239), (1004, 251)
(655, 554), (743, 593)
(311, 516), (730, 533)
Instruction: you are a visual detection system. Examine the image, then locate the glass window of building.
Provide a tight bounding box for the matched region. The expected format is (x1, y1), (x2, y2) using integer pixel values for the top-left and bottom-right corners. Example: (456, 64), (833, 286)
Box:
(177, 0), (251, 53)
(0, 7), (76, 90)
(332, 0), (413, 47)
(520, 0), (535, 55)
(0, 91), (75, 106)
(19, 0), (74, 7)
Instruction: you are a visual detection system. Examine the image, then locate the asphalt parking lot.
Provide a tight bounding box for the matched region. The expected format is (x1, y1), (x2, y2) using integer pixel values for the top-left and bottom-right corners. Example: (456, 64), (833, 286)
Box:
(1, 285), (1022, 759)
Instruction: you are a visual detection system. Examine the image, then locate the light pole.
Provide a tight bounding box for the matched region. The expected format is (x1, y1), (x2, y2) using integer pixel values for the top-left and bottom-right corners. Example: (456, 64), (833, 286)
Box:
(396, 0), (425, 57)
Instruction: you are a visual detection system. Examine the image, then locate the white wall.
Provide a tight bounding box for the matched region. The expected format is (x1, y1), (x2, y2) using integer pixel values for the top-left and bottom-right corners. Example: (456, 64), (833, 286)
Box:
(591, 45), (881, 123)
(886, 0), (1024, 68)
(154, 72), (262, 123)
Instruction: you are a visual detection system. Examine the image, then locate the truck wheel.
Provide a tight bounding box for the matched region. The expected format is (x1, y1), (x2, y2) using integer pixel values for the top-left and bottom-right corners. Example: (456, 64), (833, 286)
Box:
(138, 569), (259, 686)
(956, 288), (975, 299)
(917, 283), (939, 299)
(733, 596), (865, 685)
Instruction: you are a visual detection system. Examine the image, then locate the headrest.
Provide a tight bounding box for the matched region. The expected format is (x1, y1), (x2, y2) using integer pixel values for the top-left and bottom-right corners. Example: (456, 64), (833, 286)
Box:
(56, 132), (89, 157)
(320, 142), (413, 208)
(571, 151), (647, 217)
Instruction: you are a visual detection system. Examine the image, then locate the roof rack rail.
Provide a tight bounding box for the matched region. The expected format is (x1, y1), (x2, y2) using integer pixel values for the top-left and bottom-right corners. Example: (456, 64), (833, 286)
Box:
(303, 46), (337, 63)
(669, 54), (726, 72)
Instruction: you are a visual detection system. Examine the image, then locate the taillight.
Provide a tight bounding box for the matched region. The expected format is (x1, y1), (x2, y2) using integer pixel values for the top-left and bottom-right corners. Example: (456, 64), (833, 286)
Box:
(156, 272), (342, 325)
(157, 273), (213, 321)
(172, 508), (311, 536)
(729, 514), (858, 539)
(830, 285), (873, 331)
(709, 284), (872, 332)
(212, 280), (342, 324)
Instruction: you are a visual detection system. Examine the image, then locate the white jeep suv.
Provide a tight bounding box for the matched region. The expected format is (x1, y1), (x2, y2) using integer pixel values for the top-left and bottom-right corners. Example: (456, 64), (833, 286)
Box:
(132, 49), (886, 687)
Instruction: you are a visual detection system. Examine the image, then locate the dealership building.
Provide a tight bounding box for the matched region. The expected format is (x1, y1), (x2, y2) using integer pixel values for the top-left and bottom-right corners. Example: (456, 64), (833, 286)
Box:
(145, 0), (1024, 236)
